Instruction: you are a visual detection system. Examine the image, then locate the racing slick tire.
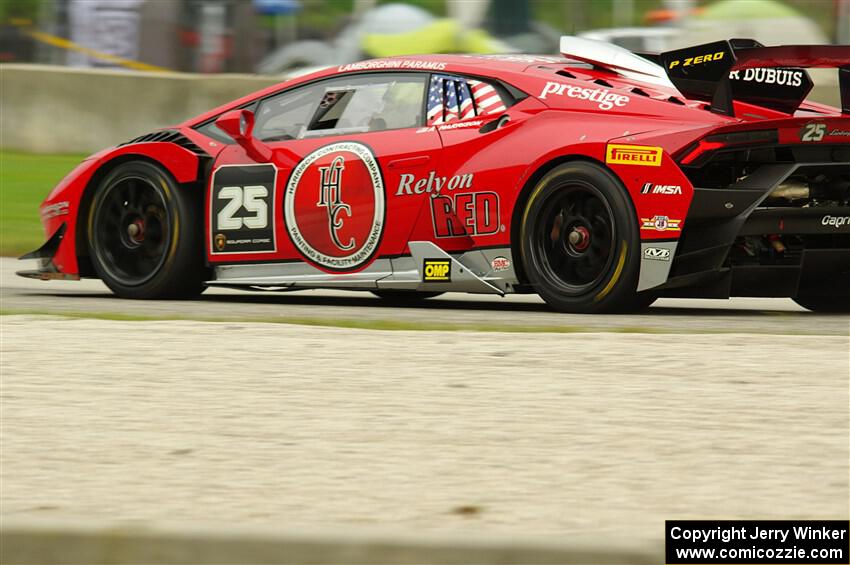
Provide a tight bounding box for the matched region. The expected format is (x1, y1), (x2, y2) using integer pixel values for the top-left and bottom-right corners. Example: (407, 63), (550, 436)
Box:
(371, 290), (444, 302)
(792, 295), (850, 313)
(520, 161), (643, 314)
(87, 160), (207, 299)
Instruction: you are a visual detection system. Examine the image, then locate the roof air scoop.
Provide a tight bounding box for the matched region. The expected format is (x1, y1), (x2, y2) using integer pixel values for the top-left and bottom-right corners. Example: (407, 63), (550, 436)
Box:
(559, 36), (673, 87)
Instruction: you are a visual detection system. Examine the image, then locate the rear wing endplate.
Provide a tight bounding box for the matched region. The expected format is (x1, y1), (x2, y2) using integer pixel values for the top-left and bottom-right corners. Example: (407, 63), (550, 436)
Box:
(660, 39), (850, 116)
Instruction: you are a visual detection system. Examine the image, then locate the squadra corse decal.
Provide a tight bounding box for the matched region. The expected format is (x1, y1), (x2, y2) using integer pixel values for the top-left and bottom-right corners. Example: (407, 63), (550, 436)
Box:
(284, 141), (385, 271)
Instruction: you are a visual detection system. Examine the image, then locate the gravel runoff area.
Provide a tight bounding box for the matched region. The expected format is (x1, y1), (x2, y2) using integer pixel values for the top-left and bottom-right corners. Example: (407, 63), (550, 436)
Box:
(1, 316), (848, 541)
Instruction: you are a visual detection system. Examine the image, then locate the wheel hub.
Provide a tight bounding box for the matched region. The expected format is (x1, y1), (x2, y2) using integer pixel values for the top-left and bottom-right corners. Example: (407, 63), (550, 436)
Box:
(127, 218), (145, 242)
(568, 225), (591, 252)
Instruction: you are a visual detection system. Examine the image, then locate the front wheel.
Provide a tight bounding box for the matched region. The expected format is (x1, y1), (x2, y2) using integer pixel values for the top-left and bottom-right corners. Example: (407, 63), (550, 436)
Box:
(87, 160), (207, 299)
(519, 161), (642, 314)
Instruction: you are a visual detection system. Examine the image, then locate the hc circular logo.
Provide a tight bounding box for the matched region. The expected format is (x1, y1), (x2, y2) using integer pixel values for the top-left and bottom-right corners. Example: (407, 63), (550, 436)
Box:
(284, 142), (385, 271)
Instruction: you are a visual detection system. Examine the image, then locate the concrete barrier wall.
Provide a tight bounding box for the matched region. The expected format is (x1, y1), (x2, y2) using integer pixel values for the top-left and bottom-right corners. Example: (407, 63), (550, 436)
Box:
(1, 520), (663, 564)
(0, 65), (280, 154)
(0, 64), (842, 155)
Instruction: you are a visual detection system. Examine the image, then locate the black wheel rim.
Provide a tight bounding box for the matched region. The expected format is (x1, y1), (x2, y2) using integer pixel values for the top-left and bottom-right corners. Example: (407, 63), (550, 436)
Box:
(91, 176), (171, 287)
(530, 181), (616, 295)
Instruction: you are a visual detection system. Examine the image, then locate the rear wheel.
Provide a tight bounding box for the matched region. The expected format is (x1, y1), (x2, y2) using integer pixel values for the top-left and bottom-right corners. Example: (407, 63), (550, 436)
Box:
(792, 295), (850, 313)
(87, 161), (207, 299)
(519, 161), (642, 314)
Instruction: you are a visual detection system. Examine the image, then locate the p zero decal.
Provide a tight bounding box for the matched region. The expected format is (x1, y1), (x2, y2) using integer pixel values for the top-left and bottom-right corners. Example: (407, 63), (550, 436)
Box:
(284, 141), (385, 271)
(210, 164), (277, 255)
(667, 50), (724, 70)
(606, 144), (663, 167)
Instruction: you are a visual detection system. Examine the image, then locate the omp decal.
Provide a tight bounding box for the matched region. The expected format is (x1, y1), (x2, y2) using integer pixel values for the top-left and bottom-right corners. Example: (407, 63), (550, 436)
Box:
(538, 81), (630, 110)
(606, 144), (663, 166)
(431, 192), (500, 238)
(491, 256), (511, 272)
(338, 59), (446, 72)
(729, 68), (804, 87)
(822, 215), (850, 229)
(210, 164), (277, 255)
(40, 201), (69, 219)
(640, 183), (682, 195)
(641, 215), (682, 232)
(423, 259), (451, 282)
(396, 171), (473, 196)
(667, 50), (724, 69)
(285, 141), (385, 271)
(643, 247), (671, 261)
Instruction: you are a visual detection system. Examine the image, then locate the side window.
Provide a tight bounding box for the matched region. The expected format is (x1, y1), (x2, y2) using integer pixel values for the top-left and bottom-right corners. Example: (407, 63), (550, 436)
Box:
(426, 74), (507, 125)
(253, 73), (428, 142)
(254, 83), (324, 142)
(304, 74), (427, 137)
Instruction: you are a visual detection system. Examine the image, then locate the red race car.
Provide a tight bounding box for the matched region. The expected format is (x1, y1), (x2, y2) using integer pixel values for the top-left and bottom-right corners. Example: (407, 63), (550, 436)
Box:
(19, 38), (850, 313)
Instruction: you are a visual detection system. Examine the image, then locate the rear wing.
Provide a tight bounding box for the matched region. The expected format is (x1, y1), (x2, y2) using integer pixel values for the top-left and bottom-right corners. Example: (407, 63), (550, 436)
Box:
(659, 39), (850, 116)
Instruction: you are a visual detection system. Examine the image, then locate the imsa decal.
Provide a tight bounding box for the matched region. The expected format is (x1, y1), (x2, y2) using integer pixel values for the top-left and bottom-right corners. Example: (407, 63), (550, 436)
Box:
(423, 259), (451, 282)
(210, 164), (277, 254)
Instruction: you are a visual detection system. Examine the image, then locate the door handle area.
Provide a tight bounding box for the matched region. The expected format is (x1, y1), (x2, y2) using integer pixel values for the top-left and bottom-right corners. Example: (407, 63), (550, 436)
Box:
(387, 155), (431, 169)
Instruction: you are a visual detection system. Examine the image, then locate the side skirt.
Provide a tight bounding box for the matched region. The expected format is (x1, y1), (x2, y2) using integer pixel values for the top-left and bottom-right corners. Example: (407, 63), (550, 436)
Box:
(206, 242), (519, 295)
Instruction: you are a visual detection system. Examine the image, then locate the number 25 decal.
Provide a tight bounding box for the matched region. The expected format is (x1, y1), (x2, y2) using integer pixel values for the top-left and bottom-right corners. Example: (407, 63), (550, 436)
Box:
(800, 123), (826, 142)
(217, 185), (268, 230)
(210, 163), (277, 254)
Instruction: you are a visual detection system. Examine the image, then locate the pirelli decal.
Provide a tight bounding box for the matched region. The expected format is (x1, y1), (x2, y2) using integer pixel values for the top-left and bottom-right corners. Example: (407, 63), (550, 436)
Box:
(606, 144), (663, 167)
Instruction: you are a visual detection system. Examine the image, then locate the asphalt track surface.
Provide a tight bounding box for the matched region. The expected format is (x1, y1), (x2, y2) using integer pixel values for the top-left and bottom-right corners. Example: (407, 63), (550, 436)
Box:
(3, 259), (849, 334)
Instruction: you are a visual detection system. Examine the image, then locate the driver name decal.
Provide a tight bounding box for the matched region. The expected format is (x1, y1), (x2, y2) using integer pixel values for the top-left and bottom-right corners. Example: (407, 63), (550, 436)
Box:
(285, 142), (385, 271)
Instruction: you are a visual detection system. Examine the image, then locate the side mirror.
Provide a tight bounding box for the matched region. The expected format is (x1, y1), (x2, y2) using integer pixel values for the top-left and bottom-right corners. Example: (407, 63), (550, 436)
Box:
(215, 109), (271, 162)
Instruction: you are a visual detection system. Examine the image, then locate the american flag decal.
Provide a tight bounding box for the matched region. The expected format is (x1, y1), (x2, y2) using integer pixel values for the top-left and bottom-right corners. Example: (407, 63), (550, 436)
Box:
(427, 75), (506, 126)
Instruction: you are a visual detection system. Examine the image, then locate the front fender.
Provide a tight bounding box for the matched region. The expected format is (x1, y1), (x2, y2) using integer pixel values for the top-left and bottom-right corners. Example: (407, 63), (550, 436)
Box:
(40, 140), (205, 276)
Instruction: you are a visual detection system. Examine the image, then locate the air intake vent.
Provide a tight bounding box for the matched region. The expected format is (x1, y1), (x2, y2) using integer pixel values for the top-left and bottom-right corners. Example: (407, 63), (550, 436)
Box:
(120, 129), (207, 156)
(630, 87), (650, 97)
(667, 96), (686, 106)
(594, 78), (613, 87)
(556, 70), (576, 79)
